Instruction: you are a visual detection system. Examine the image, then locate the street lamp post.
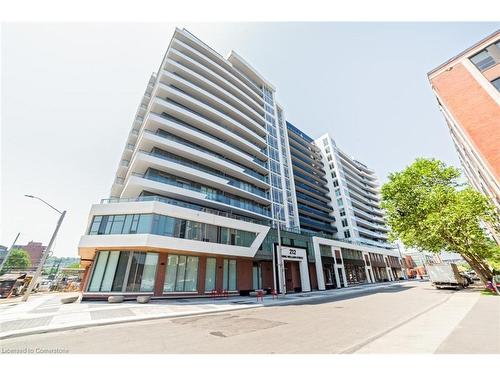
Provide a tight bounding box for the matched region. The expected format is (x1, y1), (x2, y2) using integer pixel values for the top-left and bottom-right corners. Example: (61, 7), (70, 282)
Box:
(22, 195), (66, 302)
(273, 210), (286, 295)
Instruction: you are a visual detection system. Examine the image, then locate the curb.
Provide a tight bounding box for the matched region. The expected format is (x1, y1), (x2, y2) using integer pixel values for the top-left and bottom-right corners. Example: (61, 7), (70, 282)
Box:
(0, 281), (408, 340)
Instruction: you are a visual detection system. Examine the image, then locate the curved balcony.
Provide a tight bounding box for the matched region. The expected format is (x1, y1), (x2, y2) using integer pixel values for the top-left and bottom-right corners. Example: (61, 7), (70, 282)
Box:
(159, 69), (266, 138)
(169, 39), (264, 113)
(130, 171), (271, 218)
(139, 129), (269, 187)
(163, 58), (265, 126)
(150, 97), (267, 160)
(142, 149), (269, 201)
(155, 83), (266, 149)
(146, 112), (268, 172)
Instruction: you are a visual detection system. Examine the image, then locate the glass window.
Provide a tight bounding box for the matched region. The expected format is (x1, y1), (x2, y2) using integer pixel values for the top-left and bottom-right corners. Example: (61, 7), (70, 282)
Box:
(175, 255), (187, 292)
(470, 49), (496, 71)
(89, 216), (102, 235)
(492, 77), (500, 92)
(111, 251), (130, 292)
(164, 254), (199, 292)
(140, 253), (158, 292)
(223, 259), (237, 291)
(205, 258), (216, 291)
(163, 255), (178, 292)
(136, 214), (152, 233)
(126, 252), (147, 292)
(100, 251), (120, 291)
(184, 256), (199, 292)
(110, 215), (125, 234)
(204, 224), (218, 243)
(88, 251), (109, 292)
(252, 263), (261, 290)
(89, 214), (256, 247)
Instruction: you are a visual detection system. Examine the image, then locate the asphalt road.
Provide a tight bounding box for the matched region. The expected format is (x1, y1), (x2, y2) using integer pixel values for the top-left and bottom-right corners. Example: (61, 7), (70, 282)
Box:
(1, 281), (497, 354)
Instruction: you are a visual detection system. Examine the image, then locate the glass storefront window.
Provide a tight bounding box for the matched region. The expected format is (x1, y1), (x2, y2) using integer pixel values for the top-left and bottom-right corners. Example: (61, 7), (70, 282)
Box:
(163, 255), (178, 292)
(112, 251), (130, 292)
(87, 250), (158, 293)
(223, 259), (237, 291)
(126, 252), (147, 292)
(100, 251), (120, 291)
(140, 253), (159, 292)
(184, 256), (199, 292)
(205, 258), (216, 291)
(88, 251), (109, 292)
(163, 254), (199, 293)
(252, 263), (261, 290)
(175, 256), (187, 292)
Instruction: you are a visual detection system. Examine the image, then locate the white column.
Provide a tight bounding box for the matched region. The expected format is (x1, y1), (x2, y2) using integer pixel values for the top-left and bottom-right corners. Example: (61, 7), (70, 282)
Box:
(312, 238), (326, 291)
(340, 266), (348, 287)
(299, 258), (311, 292)
(334, 266), (342, 288)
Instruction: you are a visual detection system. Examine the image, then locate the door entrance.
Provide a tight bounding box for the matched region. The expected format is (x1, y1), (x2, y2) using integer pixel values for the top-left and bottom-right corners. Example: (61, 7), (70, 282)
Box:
(323, 262), (337, 289)
(284, 260), (302, 293)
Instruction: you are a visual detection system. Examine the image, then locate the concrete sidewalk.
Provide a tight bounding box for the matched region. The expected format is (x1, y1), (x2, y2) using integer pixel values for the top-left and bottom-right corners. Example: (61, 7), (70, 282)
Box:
(0, 281), (411, 339)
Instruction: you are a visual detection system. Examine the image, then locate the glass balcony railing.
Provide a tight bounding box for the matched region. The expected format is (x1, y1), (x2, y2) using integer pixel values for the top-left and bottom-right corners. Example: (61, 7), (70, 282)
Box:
(295, 191), (330, 208)
(297, 204), (334, 221)
(163, 85), (266, 145)
(155, 112), (268, 168)
(145, 129), (268, 183)
(132, 171), (271, 217)
(100, 195), (267, 225)
(299, 216), (337, 234)
(294, 180), (329, 199)
(142, 149), (268, 199)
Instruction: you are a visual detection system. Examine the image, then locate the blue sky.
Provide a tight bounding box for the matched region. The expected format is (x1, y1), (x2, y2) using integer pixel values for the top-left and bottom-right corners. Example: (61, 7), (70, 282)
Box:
(2, 22), (498, 256)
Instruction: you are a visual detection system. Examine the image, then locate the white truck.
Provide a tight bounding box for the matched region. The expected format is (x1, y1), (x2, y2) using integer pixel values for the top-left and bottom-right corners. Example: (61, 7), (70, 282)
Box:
(426, 263), (468, 290)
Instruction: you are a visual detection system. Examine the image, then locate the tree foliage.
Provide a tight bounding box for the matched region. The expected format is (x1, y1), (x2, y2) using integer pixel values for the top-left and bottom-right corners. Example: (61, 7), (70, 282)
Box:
(1, 249), (32, 275)
(381, 158), (500, 284)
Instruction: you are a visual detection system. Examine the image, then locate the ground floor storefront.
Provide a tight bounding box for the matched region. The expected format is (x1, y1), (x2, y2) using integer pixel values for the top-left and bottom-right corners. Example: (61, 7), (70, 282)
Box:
(81, 248), (324, 299)
(80, 234), (404, 300)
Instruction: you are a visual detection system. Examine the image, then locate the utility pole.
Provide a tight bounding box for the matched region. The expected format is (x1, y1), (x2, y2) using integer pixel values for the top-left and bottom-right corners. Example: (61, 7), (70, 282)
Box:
(22, 195), (66, 302)
(0, 232), (21, 274)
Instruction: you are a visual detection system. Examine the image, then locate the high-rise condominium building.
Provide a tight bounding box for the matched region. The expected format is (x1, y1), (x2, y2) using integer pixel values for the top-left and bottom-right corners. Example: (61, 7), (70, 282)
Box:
(315, 135), (391, 249)
(428, 30), (500, 241)
(286, 122), (336, 237)
(78, 28), (403, 299)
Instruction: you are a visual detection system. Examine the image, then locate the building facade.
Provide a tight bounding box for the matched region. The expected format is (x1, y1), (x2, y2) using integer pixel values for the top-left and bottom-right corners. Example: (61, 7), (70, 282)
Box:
(428, 30), (500, 241)
(286, 122), (336, 237)
(78, 28), (402, 299)
(315, 135), (392, 249)
(12, 241), (46, 270)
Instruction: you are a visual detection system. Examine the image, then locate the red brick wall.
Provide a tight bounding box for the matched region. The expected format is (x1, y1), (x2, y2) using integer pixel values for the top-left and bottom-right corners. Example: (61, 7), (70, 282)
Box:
(431, 62), (500, 180)
(309, 263), (318, 290)
(237, 259), (253, 291)
(261, 261), (274, 290)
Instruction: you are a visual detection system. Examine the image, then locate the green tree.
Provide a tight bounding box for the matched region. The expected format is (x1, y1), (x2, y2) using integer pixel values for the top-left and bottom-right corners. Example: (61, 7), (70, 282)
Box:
(67, 262), (80, 269)
(1, 249), (32, 275)
(381, 158), (500, 285)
